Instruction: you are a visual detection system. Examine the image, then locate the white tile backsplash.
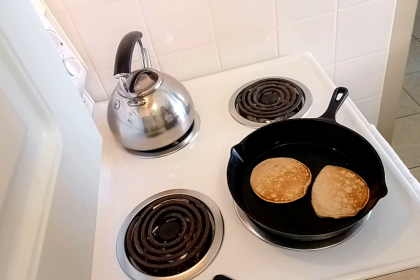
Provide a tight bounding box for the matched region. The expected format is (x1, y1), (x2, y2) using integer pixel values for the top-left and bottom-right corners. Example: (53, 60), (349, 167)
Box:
(354, 95), (382, 125)
(334, 50), (388, 101)
(46, 0), (396, 125)
(209, 0), (276, 40)
(63, 0), (110, 11)
(70, 0), (154, 71)
(322, 64), (335, 80)
(149, 56), (161, 72)
(336, 0), (395, 62)
(139, 0), (214, 56)
(338, 0), (372, 9)
(278, 12), (336, 66)
(85, 69), (108, 101)
(218, 29), (278, 70)
(276, 0), (336, 25)
(44, 0), (67, 14)
(54, 12), (93, 68)
(96, 67), (117, 98)
(158, 44), (220, 81)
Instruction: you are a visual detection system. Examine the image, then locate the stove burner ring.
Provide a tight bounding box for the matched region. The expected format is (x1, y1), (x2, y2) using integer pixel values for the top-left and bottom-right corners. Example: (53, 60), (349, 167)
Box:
(228, 77), (313, 128)
(117, 190), (223, 280)
(236, 78), (305, 122)
(125, 194), (214, 276)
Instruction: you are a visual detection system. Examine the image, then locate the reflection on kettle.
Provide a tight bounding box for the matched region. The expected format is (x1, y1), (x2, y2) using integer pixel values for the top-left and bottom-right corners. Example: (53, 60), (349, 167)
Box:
(160, 105), (179, 130)
(107, 31), (196, 151)
(141, 105), (179, 138)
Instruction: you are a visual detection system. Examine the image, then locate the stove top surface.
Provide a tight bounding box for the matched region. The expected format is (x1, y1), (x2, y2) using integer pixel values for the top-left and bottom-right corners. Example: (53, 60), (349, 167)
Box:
(92, 53), (420, 280)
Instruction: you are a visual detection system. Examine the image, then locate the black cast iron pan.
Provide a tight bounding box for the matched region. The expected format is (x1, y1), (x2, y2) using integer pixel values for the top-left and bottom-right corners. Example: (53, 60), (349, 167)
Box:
(227, 87), (388, 241)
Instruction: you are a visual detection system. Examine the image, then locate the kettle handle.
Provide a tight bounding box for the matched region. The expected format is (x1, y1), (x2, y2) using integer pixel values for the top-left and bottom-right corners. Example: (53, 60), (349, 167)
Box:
(114, 31), (152, 79)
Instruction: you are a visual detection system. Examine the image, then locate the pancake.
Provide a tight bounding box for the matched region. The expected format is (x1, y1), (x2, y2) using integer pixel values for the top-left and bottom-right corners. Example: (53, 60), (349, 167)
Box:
(311, 166), (369, 219)
(250, 158), (312, 203)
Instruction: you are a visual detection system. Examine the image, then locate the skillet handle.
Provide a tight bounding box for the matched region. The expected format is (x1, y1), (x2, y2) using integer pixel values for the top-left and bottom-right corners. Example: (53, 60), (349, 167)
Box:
(319, 87), (349, 122)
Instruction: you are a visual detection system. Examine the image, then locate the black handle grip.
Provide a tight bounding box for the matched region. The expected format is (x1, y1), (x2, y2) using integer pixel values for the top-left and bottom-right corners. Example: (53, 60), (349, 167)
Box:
(114, 31), (143, 77)
(214, 275), (234, 280)
(318, 87), (349, 122)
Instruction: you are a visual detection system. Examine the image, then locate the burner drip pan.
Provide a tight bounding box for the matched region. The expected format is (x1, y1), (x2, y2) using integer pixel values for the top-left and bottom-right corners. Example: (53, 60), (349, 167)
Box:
(117, 189), (224, 280)
(229, 77), (312, 128)
(234, 202), (370, 251)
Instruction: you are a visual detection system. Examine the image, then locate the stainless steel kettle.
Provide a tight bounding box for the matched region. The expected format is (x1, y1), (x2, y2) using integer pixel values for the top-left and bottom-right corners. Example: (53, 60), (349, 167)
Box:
(107, 31), (195, 151)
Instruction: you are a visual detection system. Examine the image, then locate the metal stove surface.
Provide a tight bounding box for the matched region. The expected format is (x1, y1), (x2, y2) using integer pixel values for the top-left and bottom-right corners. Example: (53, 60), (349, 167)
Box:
(92, 53), (420, 280)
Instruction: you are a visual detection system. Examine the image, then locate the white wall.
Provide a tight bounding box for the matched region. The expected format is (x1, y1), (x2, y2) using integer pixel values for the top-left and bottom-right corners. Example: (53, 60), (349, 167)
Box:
(44, 0), (395, 125)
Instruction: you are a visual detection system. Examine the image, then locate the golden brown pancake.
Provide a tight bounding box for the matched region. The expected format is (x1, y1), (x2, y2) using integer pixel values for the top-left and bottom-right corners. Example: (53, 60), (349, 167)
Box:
(311, 166), (369, 219)
(250, 158), (312, 203)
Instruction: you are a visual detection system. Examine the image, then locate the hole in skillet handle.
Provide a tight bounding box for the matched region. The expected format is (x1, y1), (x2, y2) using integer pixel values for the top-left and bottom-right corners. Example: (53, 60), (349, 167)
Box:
(318, 87), (349, 122)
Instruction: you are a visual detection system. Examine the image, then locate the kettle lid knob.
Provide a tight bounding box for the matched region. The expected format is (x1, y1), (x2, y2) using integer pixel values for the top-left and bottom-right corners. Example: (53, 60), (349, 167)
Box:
(132, 69), (163, 97)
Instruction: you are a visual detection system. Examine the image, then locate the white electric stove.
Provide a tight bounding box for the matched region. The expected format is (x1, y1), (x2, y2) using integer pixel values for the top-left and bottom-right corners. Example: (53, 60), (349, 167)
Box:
(91, 53), (420, 280)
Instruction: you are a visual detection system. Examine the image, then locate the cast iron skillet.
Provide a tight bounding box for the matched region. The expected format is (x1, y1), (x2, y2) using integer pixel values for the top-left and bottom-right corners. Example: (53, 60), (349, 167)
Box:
(227, 87), (388, 241)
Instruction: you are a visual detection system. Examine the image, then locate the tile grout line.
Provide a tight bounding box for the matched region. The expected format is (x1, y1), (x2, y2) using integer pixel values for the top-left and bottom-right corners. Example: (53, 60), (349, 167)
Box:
(279, 0), (373, 27)
(335, 48), (388, 66)
(408, 38), (420, 77)
(160, 43), (219, 60)
(100, 42), (220, 70)
(402, 87), (420, 107)
(135, 0), (160, 68)
(218, 27), (278, 44)
(404, 69), (420, 75)
(57, 0), (69, 13)
(279, 10), (336, 27)
(204, 0), (222, 71)
(396, 111), (420, 119)
(134, 0), (233, 66)
(409, 165), (420, 169)
(65, 12), (109, 98)
(273, 0), (280, 59)
(353, 94), (382, 103)
(148, 27), (278, 64)
(60, 2), (93, 69)
(336, 0), (375, 11)
(280, 0), (375, 27)
(60, 1), (109, 14)
(331, 0), (338, 82)
(273, 0), (278, 26)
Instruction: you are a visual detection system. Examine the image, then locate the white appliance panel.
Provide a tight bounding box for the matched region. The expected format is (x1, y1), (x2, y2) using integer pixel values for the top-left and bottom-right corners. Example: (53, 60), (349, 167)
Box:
(0, 1), (102, 279)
